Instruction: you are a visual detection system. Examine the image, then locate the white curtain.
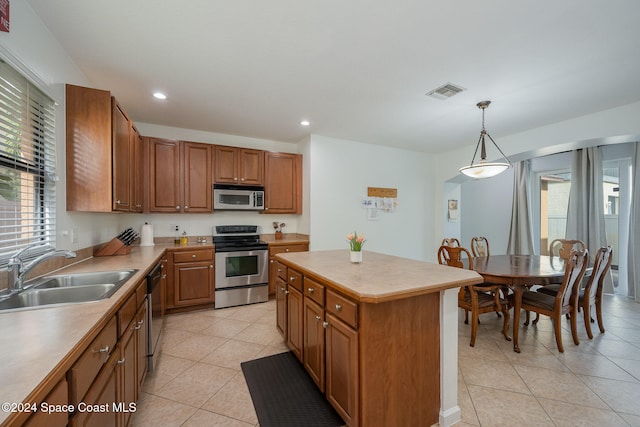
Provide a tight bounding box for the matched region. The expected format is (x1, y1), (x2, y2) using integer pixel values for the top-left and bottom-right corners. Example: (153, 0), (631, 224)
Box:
(565, 146), (608, 261)
(628, 142), (640, 301)
(507, 160), (535, 255)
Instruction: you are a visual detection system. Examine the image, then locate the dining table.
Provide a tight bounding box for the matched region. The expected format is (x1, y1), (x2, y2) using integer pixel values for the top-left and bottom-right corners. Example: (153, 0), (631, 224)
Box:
(466, 254), (567, 353)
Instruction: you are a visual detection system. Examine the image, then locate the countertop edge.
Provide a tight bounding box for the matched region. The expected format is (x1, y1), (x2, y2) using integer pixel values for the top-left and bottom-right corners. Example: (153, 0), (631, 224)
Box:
(275, 250), (483, 303)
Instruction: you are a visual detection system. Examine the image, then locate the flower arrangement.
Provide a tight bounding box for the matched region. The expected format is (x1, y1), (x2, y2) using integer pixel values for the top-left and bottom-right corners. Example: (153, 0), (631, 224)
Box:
(346, 231), (366, 252)
(273, 222), (286, 232)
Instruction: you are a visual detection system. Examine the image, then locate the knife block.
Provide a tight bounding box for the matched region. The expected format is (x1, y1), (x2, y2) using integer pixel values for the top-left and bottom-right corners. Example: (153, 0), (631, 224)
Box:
(94, 237), (131, 257)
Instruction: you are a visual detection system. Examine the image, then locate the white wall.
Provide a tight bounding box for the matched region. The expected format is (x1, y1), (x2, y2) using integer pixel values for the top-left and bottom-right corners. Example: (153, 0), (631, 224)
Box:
(308, 135), (433, 261)
(0, 0), (121, 251)
(460, 167), (514, 255)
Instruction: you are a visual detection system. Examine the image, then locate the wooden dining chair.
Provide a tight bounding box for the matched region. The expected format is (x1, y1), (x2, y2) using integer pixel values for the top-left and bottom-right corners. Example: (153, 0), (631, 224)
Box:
(441, 238), (461, 247)
(535, 246), (612, 339)
(437, 245), (511, 347)
(470, 236), (490, 257)
(549, 238), (586, 259)
(520, 249), (588, 352)
(531, 238), (587, 323)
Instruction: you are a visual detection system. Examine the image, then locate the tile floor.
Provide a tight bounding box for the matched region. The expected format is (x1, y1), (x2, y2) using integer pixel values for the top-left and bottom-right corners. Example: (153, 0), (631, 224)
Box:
(132, 295), (640, 427)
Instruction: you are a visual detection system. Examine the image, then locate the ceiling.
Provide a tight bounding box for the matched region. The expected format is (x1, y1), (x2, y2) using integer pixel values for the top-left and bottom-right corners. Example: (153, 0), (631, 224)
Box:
(26, 0), (640, 154)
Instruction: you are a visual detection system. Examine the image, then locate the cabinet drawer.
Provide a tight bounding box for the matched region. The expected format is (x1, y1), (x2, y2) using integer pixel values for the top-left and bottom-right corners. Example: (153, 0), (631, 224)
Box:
(136, 280), (147, 308)
(326, 290), (358, 329)
(118, 291), (137, 337)
(276, 261), (288, 281)
(269, 243), (308, 256)
(23, 378), (68, 427)
(288, 268), (303, 292)
(68, 315), (117, 405)
(173, 249), (213, 263)
(304, 276), (325, 307)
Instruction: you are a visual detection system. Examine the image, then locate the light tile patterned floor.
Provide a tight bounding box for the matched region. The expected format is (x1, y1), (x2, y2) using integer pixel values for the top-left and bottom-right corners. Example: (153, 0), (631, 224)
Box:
(132, 295), (640, 426)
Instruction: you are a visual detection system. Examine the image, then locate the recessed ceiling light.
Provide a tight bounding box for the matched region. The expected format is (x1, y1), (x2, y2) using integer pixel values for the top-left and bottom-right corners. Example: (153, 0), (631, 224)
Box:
(300, 120), (310, 126)
(153, 92), (167, 100)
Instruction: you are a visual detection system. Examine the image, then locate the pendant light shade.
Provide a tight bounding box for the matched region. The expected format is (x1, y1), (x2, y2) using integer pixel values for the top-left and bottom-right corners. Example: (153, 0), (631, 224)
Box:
(459, 101), (511, 179)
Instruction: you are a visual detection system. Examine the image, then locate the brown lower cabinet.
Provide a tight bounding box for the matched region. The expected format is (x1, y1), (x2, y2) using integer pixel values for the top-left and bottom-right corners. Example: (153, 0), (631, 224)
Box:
(277, 259), (442, 426)
(67, 280), (149, 427)
(277, 265), (360, 426)
(325, 312), (359, 426)
(22, 379), (68, 427)
(165, 248), (215, 310)
(268, 242), (308, 295)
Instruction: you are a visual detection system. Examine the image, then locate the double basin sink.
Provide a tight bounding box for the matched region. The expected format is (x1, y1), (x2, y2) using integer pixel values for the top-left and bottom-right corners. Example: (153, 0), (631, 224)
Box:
(0, 269), (138, 311)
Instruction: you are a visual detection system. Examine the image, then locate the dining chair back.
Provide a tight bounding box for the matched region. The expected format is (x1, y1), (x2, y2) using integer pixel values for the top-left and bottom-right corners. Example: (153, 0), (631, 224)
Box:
(521, 249), (588, 352)
(441, 238), (461, 247)
(437, 245), (472, 269)
(579, 246), (613, 338)
(549, 239), (586, 260)
(471, 237), (490, 257)
(438, 245), (511, 347)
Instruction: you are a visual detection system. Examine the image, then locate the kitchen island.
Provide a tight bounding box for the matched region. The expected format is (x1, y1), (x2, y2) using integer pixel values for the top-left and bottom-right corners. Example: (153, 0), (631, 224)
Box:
(274, 249), (483, 427)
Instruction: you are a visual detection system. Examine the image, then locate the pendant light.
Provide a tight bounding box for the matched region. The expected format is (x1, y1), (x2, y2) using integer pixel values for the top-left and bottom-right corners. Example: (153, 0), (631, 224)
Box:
(459, 101), (511, 179)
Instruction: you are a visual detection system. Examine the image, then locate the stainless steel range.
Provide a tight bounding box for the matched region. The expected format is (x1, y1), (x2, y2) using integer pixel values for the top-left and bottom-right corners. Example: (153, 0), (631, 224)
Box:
(213, 225), (269, 309)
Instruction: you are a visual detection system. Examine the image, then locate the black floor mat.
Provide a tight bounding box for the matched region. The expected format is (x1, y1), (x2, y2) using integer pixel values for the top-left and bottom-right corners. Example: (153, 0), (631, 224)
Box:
(241, 351), (344, 427)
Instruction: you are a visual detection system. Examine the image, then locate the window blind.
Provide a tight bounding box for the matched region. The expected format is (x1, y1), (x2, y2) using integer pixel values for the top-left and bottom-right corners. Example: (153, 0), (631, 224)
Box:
(0, 59), (57, 267)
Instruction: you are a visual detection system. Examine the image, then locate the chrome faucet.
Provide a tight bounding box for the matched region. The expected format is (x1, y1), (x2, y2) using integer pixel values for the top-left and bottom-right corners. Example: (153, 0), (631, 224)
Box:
(7, 244), (77, 292)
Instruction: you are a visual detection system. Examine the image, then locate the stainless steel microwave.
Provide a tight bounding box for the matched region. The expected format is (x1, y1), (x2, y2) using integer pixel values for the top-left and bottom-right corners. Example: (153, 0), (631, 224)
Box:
(213, 184), (265, 211)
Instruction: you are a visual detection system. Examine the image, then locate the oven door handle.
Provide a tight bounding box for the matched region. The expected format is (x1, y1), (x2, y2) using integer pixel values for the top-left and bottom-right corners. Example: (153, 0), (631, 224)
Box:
(215, 245), (269, 252)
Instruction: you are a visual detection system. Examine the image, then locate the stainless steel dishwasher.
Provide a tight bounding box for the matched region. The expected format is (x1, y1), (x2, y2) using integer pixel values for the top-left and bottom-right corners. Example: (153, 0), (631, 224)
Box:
(146, 261), (164, 371)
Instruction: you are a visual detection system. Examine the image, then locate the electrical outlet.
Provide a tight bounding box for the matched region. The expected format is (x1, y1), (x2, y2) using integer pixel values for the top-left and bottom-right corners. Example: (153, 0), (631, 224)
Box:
(170, 224), (179, 232)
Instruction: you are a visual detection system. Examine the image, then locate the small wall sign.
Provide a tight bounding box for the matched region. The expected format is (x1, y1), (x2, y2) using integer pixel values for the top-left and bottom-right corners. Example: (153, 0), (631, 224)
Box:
(0, 0), (9, 33)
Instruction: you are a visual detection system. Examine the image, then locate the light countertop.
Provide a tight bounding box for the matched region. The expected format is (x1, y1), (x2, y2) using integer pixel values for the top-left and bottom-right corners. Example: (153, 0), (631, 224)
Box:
(275, 249), (483, 303)
(0, 244), (180, 426)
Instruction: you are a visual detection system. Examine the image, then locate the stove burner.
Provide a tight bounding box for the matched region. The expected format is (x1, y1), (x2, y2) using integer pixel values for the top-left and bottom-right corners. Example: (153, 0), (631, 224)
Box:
(213, 225), (267, 252)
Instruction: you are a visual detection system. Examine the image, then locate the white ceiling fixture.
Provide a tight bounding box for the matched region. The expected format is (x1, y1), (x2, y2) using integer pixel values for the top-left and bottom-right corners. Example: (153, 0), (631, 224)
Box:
(426, 83), (465, 100)
(300, 120), (310, 126)
(153, 92), (166, 100)
(459, 101), (511, 179)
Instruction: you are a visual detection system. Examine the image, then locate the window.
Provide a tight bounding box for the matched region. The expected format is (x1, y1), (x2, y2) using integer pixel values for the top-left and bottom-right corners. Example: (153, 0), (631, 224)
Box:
(0, 59), (56, 266)
(538, 170), (571, 255)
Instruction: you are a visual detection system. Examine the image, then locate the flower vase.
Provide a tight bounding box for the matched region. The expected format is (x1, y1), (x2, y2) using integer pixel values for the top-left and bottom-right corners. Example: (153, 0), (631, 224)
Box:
(275, 231), (283, 240)
(350, 251), (362, 264)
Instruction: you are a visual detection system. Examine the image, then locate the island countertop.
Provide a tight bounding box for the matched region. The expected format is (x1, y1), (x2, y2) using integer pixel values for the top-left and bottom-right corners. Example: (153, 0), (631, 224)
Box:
(275, 249), (483, 303)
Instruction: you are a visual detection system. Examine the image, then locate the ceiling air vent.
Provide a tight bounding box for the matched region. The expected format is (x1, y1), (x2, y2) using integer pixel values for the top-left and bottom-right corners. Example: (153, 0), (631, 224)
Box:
(426, 83), (465, 100)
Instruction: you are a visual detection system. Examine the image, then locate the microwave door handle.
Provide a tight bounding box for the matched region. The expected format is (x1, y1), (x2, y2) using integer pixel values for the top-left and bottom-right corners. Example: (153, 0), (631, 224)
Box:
(253, 192), (256, 207)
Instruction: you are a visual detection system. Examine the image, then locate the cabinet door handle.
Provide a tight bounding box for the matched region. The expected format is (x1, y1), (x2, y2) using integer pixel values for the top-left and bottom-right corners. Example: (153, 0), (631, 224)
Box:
(241, 177), (245, 181)
(307, 287), (314, 294)
(117, 357), (126, 365)
(192, 254), (197, 258)
(322, 321), (328, 329)
(285, 248), (290, 252)
(289, 276), (295, 282)
(335, 304), (342, 311)
(234, 177), (238, 181)
(209, 265), (214, 268)
(95, 345), (110, 354)
(161, 274), (167, 279)
(285, 290), (290, 295)
(176, 205), (180, 209)
(315, 315), (321, 321)
(277, 268), (282, 273)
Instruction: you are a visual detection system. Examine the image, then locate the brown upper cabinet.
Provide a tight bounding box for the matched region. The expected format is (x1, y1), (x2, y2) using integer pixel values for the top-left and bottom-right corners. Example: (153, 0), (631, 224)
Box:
(264, 152), (302, 214)
(147, 138), (213, 213)
(66, 84), (141, 212)
(214, 145), (264, 185)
